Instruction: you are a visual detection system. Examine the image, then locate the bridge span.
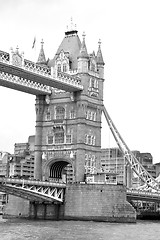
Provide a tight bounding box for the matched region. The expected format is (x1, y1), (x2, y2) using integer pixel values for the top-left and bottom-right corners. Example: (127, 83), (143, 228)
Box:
(127, 189), (160, 202)
(0, 177), (66, 203)
(1, 176), (160, 205)
(0, 50), (83, 95)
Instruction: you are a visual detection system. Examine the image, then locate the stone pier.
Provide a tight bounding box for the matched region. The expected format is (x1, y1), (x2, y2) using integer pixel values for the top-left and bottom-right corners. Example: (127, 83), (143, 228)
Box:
(3, 183), (136, 223)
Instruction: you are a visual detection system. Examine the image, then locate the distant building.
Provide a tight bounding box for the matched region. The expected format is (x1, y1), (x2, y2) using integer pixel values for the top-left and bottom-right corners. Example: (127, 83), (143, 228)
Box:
(0, 152), (11, 177)
(154, 162), (160, 178)
(0, 152), (11, 211)
(8, 135), (74, 183)
(9, 136), (35, 178)
(139, 152), (156, 178)
(100, 148), (125, 184)
(100, 148), (156, 188)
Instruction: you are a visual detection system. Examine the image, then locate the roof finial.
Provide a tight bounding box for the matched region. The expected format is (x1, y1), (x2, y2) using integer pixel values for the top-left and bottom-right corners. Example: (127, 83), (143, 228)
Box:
(98, 39), (101, 47)
(82, 32), (86, 40)
(70, 17), (73, 30)
(16, 45), (19, 53)
(65, 18), (78, 36)
(41, 39), (44, 47)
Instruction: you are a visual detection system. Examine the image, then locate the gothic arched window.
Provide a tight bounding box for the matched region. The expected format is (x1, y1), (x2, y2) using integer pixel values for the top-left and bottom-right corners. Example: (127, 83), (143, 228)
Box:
(63, 63), (67, 72)
(56, 106), (65, 119)
(57, 64), (61, 72)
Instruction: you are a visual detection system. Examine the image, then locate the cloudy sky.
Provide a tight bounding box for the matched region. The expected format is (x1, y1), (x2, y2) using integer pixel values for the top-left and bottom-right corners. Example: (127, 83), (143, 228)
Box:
(0, 0), (160, 163)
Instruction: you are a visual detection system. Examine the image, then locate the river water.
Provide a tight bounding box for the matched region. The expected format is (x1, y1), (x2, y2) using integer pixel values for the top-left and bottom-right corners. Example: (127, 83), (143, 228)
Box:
(0, 217), (160, 240)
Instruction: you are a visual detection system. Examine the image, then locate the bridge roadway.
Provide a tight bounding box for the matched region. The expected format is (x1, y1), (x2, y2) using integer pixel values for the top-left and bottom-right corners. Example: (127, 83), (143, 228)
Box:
(127, 189), (160, 202)
(1, 176), (160, 204)
(0, 50), (83, 95)
(0, 177), (66, 203)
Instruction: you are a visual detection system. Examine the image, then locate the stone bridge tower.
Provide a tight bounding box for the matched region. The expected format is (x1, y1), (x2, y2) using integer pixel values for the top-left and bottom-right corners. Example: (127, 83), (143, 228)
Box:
(34, 27), (105, 182)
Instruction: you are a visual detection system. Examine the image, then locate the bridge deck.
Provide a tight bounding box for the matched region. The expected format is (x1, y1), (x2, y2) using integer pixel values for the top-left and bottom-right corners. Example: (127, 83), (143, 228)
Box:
(127, 189), (160, 202)
(0, 52), (83, 95)
(0, 177), (66, 203)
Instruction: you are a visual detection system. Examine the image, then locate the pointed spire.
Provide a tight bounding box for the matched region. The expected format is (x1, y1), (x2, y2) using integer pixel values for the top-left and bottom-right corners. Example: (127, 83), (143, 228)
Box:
(96, 39), (105, 65)
(37, 39), (47, 65)
(78, 32), (89, 59)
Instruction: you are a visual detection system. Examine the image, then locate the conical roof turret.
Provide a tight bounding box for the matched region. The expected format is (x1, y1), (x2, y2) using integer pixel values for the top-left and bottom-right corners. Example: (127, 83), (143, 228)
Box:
(37, 39), (47, 65)
(96, 39), (105, 65)
(48, 21), (81, 70)
(78, 32), (89, 59)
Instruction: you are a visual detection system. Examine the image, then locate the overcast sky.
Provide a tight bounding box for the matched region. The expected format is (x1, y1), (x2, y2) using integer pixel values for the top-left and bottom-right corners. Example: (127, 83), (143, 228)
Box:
(0, 0), (160, 163)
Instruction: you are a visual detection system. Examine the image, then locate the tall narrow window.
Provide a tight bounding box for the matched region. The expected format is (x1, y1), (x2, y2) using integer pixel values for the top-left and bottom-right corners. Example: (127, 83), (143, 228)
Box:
(57, 64), (61, 72)
(46, 112), (51, 120)
(85, 134), (88, 144)
(70, 109), (76, 119)
(63, 64), (67, 72)
(88, 136), (92, 145)
(47, 135), (53, 144)
(56, 106), (65, 119)
(91, 78), (94, 88)
(66, 134), (72, 144)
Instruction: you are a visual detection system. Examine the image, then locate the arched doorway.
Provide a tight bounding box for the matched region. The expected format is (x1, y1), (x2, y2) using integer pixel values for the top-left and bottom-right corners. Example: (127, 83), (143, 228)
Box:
(49, 160), (74, 183)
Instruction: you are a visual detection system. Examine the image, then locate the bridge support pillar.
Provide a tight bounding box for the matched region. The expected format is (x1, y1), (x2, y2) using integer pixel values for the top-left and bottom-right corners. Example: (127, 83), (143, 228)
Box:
(124, 164), (132, 188)
(34, 95), (45, 180)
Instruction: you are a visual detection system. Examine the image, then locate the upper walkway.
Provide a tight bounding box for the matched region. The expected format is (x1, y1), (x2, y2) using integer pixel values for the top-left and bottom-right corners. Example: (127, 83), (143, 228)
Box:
(0, 50), (83, 95)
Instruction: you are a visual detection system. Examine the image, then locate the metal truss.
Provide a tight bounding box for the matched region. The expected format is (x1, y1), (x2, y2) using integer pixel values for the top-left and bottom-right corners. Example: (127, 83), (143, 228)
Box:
(0, 177), (66, 203)
(127, 189), (160, 202)
(103, 106), (159, 192)
(0, 50), (83, 93)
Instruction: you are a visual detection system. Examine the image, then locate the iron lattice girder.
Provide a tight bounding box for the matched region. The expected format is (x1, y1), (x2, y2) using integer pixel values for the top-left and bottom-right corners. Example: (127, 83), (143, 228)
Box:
(127, 189), (160, 202)
(0, 50), (83, 94)
(103, 106), (159, 191)
(0, 178), (66, 203)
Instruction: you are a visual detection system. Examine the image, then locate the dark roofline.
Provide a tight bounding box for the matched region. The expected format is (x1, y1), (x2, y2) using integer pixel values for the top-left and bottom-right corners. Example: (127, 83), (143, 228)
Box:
(65, 30), (78, 36)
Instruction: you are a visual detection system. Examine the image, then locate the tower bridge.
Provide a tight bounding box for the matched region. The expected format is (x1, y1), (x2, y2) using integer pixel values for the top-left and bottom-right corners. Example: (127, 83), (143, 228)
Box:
(0, 25), (159, 221)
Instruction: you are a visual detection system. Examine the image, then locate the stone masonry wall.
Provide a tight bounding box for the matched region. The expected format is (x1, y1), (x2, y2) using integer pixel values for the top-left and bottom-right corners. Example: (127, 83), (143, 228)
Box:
(3, 195), (30, 218)
(64, 183), (136, 223)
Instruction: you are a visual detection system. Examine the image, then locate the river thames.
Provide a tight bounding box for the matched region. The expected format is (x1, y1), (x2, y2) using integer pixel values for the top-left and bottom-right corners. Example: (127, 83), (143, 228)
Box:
(0, 218), (160, 240)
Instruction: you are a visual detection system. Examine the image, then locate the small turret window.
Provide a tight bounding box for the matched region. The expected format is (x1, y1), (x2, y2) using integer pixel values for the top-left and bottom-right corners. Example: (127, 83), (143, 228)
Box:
(63, 64), (67, 72)
(57, 64), (61, 72)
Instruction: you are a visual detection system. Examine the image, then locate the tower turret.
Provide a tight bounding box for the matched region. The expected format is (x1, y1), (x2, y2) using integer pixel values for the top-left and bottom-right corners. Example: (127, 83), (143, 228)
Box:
(37, 39), (47, 65)
(77, 32), (89, 73)
(96, 39), (105, 78)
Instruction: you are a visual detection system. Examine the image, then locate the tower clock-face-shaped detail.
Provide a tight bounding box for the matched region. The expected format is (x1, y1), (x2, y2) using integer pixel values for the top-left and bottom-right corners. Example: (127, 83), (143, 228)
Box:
(12, 53), (22, 67)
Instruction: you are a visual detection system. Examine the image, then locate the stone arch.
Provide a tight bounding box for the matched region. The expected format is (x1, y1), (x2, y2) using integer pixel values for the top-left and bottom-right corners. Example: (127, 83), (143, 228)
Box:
(43, 158), (74, 183)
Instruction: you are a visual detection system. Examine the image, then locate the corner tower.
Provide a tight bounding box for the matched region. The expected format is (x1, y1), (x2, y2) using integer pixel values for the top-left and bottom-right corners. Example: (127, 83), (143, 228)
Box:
(34, 26), (105, 182)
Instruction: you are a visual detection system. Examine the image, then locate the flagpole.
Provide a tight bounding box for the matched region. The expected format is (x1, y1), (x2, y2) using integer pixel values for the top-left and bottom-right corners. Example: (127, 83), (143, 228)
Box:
(32, 37), (37, 63)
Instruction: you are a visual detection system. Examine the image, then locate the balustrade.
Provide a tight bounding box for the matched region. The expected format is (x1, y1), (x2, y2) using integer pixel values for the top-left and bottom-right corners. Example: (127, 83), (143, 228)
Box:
(0, 49), (83, 91)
